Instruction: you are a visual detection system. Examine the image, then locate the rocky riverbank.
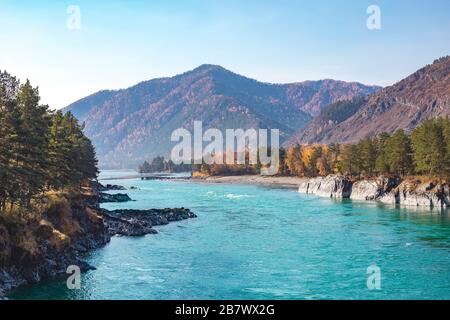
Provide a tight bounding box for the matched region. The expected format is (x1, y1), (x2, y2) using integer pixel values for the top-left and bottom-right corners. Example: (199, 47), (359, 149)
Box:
(0, 182), (196, 299)
(99, 192), (133, 203)
(103, 208), (197, 236)
(298, 174), (450, 209)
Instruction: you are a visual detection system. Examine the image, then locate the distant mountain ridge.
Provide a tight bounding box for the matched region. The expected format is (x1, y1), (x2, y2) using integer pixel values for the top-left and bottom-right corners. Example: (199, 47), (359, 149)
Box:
(289, 56), (450, 145)
(286, 96), (369, 145)
(64, 64), (378, 168)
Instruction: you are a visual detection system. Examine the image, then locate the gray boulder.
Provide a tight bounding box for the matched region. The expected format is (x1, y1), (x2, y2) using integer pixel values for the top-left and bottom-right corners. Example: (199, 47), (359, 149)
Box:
(378, 181), (446, 208)
(442, 185), (450, 207)
(351, 176), (399, 201)
(299, 174), (449, 209)
(350, 180), (379, 201)
(298, 177), (323, 194)
(299, 175), (352, 198)
(378, 190), (400, 205)
(99, 193), (132, 203)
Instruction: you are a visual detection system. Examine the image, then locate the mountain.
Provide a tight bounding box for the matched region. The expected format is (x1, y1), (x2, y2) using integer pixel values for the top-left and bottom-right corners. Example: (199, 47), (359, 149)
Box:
(64, 64), (379, 168)
(286, 96), (369, 145)
(289, 56), (450, 145)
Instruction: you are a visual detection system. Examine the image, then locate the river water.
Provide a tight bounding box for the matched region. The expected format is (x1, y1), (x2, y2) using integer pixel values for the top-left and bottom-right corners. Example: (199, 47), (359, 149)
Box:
(11, 170), (450, 299)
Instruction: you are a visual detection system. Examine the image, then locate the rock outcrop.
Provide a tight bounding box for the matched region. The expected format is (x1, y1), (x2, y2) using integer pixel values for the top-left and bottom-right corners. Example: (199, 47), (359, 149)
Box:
(350, 176), (399, 201)
(104, 184), (127, 191)
(99, 192), (132, 203)
(103, 208), (197, 237)
(379, 181), (447, 208)
(298, 175), (352, 198)
(300, 175), (450, 209)
(90, 181), (126, 192)
(0, 198), (109, 297)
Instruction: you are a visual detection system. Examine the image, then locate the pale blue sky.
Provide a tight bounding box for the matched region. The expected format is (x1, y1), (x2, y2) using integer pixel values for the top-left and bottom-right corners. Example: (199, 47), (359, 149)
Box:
(1, 0), (449, 108)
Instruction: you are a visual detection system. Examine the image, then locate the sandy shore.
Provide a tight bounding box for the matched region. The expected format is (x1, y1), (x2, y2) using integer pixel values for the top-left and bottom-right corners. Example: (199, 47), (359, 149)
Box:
(192, 175), (307, 189)
(100, 172), (307, 189)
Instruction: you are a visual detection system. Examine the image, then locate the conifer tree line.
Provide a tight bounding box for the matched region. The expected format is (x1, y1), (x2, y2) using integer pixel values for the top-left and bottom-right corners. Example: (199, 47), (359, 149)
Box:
(0, 70), (98, 211)
(284, 118), (450, 179)
(192, 118), (450, 179)
(138, 156), (192, 173)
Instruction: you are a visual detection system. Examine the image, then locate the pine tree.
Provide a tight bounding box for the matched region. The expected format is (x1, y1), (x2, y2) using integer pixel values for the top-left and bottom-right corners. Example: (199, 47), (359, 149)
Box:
(441, 117), (450, 178)
(0, 73), (25, 208)
(328, 143), (341, 172)
(358, 138), (376, 174)
(411, 118), (448, 177)
(76, 136), (99, 182)
(0, 71), (20, 210)
(16, 80), (50, 205)
(47, 111), (72, 188)
(386, 129), (413, 176)
(0, 72), (98, 213)
(46, 111), (98, 189)
(339, 144), (359, 175)
(374, 132), (390, 174)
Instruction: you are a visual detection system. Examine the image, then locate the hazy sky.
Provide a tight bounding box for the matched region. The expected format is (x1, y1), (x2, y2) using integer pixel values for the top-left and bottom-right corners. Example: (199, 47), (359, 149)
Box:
(1, 0), (449, 109)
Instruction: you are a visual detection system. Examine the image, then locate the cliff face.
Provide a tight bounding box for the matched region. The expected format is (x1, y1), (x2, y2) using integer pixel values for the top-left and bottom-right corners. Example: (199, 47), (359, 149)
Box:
(377, 180), (450, 208)
(297, 175), (353, 198)
(0, 191), (110, 297)
(291, 56), (450, 145)
(299, 175), (450, 210)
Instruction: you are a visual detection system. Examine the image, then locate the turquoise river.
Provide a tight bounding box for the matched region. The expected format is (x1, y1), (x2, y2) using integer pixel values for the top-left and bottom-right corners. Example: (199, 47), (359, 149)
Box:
(10, 170), (450, 300)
